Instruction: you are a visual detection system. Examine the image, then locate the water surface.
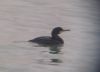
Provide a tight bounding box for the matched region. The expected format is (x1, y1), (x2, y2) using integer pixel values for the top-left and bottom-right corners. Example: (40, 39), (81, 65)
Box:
(0, 0), (99, 72)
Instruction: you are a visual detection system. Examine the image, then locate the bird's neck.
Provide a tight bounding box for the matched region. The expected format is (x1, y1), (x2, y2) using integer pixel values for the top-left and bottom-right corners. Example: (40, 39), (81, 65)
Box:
(52, 34), (60, 39)
(51, 34), (64, 43)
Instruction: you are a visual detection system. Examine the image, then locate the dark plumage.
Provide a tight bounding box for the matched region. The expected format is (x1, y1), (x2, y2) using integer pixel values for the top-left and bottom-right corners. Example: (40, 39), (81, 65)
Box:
(29, 27), (70, 45)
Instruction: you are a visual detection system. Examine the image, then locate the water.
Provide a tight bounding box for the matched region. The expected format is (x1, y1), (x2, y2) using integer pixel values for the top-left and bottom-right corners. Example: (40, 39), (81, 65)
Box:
(0, 0), (99, 72)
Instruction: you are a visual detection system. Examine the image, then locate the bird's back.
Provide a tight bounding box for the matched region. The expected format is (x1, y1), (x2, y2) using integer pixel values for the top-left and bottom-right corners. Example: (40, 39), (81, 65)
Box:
(29, 36), (52, 44)
(29, 36), (63, 45)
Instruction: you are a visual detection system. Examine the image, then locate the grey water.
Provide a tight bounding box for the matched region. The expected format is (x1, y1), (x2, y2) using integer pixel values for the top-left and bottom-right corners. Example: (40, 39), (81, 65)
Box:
(0, 0), (99, 72)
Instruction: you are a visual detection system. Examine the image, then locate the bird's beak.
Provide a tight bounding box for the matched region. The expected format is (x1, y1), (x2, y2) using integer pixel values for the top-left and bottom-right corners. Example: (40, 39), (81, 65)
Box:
(63, 29), (70, 31)
(60, 29), (70, 34)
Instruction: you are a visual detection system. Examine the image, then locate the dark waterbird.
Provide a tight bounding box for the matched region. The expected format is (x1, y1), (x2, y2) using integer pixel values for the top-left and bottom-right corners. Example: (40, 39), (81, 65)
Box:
(29, 27), (70, 46)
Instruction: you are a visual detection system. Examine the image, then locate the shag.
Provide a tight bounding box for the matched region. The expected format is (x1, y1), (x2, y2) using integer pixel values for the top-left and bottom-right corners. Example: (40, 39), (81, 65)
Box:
(29, 27), (70, 45)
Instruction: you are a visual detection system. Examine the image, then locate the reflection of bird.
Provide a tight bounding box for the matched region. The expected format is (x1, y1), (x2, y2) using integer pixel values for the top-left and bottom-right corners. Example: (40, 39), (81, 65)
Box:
(29, 27), (70, 45)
